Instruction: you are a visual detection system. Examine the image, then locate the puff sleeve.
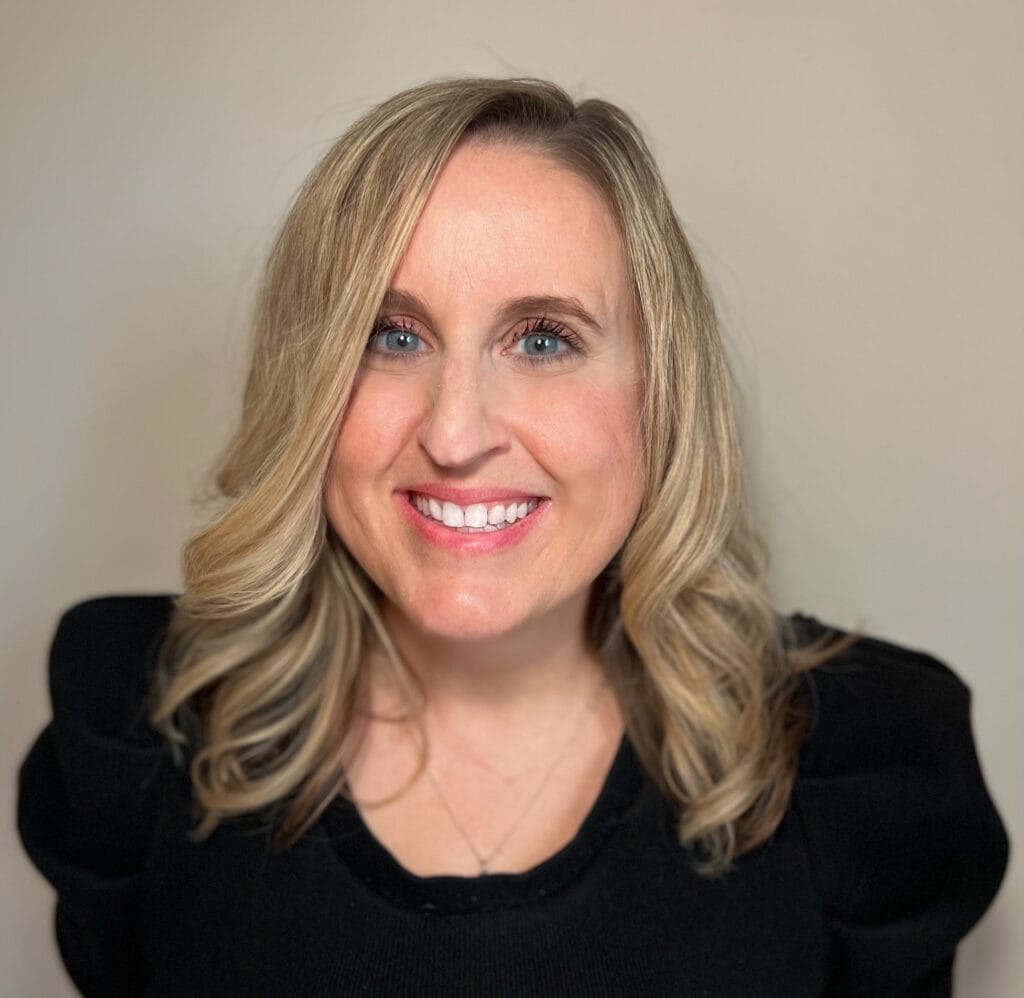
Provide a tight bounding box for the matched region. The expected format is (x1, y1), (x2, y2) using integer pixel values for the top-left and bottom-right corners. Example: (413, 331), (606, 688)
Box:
(790, 620), (1009, 997)
(18, 595), (178, 997)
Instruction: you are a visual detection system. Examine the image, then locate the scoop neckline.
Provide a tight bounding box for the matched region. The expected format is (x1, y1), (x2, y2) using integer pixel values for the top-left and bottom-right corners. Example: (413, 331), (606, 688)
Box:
(318, 730), (645, 914)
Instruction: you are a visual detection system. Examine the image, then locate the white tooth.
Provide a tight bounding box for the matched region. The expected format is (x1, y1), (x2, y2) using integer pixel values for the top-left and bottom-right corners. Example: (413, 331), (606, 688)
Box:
(517, 501), (528, 520)
(505, 504), (518, 524)
(487, 505), (505, 525)
(428, 497), (443, 520)
(464, 503), (487, 528)
(528, 498), (538, 512)
(417, 496), (427, 514)
(442, 502), (464, 528)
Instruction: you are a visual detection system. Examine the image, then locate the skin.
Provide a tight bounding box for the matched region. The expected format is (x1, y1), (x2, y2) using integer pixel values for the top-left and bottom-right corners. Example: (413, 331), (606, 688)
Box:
(321, 139), (646, 873)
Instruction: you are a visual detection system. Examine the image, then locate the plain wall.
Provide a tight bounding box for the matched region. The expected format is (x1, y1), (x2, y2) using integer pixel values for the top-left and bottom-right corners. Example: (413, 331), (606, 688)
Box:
(2, 1), (1020, 994)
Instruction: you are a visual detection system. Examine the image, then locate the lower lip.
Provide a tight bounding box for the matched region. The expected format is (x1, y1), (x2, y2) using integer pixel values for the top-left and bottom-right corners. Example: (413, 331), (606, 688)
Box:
(394, 493), (549, 554)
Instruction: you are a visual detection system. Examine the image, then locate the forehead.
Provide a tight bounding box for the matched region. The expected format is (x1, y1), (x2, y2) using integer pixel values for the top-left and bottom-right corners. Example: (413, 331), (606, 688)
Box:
(389, 140), (631, 320)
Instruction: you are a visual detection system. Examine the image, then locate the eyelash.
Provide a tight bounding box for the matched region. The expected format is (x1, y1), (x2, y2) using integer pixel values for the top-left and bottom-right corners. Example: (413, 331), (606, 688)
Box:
(365, 316), (585, 367)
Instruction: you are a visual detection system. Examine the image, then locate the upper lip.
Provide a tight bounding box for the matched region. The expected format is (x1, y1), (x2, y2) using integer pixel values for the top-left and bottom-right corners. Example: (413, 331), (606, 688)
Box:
(401, 483), (548, 504)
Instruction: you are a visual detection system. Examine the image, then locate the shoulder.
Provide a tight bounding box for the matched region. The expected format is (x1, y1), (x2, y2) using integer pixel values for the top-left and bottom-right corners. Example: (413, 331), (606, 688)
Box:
(787, 614), (1009, 994)
(18, 593), (181, 994)
(50, 592), (177, 665)
(793, 615), (972, 777)
(46, 594), (178, 742)
(21, 592), (181, 861)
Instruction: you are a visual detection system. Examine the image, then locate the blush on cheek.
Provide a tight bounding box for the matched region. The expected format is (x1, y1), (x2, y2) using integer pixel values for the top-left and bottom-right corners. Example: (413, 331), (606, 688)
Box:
(529, 382), (638, 465)
(334, 374), (421, 466)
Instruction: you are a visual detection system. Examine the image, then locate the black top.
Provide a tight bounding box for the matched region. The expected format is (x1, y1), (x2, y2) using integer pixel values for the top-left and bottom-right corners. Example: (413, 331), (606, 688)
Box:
(18, 595), (1008, 997)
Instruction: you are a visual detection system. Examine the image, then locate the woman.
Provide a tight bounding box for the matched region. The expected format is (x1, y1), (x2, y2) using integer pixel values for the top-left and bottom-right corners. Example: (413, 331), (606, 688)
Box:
(19, 77), (1007, 996)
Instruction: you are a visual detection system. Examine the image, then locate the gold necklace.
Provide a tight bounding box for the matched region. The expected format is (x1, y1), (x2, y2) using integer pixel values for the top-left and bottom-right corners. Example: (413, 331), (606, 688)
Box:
(423, 674), (610, 875)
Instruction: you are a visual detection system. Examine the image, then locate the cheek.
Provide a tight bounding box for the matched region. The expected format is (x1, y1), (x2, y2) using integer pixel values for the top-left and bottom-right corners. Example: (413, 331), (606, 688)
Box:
(525, 377), (643, 512)
(333, 374), (420, 477)
(324, 375), (423, 547)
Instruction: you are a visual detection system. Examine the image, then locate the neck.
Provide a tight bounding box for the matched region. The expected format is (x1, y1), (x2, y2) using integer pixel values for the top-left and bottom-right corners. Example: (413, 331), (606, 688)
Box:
(367, 591), (605, 730)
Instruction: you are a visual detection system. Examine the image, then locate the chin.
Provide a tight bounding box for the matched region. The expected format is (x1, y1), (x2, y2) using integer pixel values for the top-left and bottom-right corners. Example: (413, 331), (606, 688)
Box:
(388, 585), (533, 643)
(411, 608), (527, 643)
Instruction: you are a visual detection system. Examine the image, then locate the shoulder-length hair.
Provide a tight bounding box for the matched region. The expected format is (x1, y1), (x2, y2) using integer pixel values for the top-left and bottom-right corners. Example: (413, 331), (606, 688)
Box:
(151, 76), (851, 874)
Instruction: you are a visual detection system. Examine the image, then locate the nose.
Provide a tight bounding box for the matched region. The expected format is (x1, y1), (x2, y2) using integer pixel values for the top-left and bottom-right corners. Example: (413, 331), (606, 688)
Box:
(417, 352), (510, 470)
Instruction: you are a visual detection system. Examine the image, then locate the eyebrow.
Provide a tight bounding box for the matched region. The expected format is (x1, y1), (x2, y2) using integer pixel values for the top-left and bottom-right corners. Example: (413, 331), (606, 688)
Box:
(379, 288), (605, 335)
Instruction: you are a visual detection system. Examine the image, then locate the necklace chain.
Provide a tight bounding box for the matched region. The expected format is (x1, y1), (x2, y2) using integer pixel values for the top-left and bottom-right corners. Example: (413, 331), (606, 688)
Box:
(424, 674), (610, 876)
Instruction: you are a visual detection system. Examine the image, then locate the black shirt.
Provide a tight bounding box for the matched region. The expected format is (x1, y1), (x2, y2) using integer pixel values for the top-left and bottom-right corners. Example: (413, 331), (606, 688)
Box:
(18, 595), (1009, 996)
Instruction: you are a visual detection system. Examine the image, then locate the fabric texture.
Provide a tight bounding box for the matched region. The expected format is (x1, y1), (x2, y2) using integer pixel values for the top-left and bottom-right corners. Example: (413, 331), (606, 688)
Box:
(18, 595), (1009, 997)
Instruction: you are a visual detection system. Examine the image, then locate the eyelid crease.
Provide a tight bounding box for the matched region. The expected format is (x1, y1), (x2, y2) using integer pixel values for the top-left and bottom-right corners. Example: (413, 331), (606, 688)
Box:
(378, 288), (605, 337)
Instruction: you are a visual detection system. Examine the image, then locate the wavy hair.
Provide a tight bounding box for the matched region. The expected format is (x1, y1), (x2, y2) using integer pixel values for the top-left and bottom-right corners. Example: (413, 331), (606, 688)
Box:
(150, 76), (853, 873)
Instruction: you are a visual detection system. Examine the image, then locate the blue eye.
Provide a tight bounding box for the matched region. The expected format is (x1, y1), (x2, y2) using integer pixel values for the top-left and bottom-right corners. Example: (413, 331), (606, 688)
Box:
(519, 334), (564, 356)
(509, 317), (583, 366)
(366, 320), (425, 359)
(381, 329), (422, 352)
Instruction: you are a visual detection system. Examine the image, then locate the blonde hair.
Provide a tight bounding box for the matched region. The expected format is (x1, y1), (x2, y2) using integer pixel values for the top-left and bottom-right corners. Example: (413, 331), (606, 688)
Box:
(151, 76), (852, 873)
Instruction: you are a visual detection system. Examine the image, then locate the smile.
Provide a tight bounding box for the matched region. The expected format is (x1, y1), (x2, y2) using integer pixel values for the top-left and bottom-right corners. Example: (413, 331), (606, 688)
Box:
(408, 492), (541, 532)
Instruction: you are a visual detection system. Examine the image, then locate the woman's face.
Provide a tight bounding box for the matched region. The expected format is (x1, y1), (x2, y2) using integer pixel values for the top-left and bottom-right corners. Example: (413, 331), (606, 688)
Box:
(324, 140), (645, 643)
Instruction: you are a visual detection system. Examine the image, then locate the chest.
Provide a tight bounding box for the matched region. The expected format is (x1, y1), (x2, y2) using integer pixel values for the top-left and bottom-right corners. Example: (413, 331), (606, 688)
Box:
(139, 793), (830, 997)
(349, 728), (625, 876)
(341, 690), (628, 877)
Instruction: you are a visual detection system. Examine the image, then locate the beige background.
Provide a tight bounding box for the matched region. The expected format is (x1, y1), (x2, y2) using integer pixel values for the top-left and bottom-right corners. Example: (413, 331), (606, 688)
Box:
(3, 1), (1020, 994)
